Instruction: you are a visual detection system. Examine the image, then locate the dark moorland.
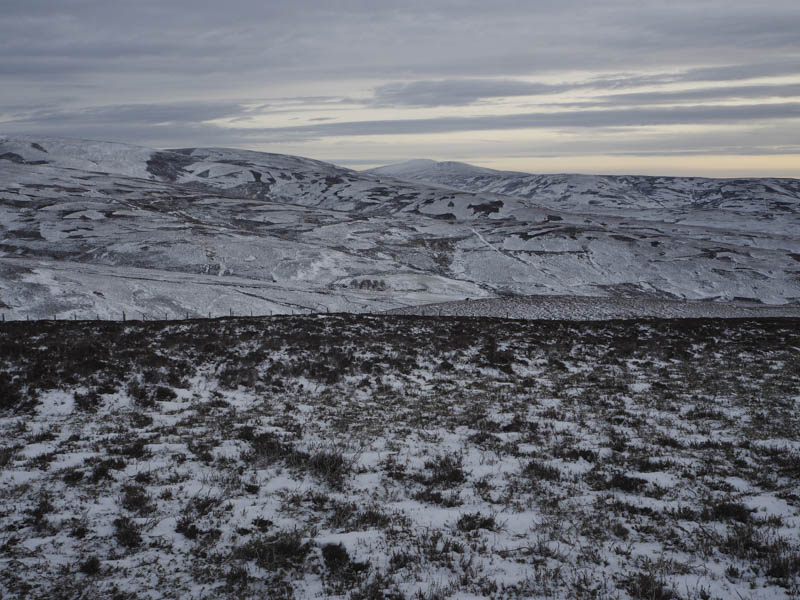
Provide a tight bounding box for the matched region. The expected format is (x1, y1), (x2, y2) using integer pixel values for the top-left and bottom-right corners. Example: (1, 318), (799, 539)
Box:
(0, 315), (798, 598)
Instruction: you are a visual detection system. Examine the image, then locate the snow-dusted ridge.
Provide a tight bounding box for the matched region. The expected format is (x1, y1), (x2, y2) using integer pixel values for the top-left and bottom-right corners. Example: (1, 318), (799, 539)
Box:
(1, 135), (800, 319)
(366, 158), (800, 216)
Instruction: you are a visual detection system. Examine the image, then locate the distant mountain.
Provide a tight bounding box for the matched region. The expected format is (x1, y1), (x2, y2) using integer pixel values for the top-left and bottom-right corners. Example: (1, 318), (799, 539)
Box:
(367, 159), (800, 222)
(366, 158), (498, 180)
(1, 135), (799, 320)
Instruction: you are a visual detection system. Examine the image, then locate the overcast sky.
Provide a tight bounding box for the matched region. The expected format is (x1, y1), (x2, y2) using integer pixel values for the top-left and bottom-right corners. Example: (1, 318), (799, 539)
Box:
(2, 0), (799, 176)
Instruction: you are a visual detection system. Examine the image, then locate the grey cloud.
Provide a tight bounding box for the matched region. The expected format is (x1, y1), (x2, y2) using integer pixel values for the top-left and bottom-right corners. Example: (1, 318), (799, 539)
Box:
(3, 0), (800, 175)
(367, 68), (800, 110)
(7, 102), (246, 127)
(590, 59), (800, 88)
(3, 1), (799, 90)
(682, 60), (800, 83)
(516, 125), (800, 157)
(639, 6), (800, 49)
(0, 120), (245, 149)
(587, 84), (800, 106)
(0, 102), (252, 148)
(240, 103), (800, 142)
(371, 80), (566, 107)
(15, 102), (798, 156)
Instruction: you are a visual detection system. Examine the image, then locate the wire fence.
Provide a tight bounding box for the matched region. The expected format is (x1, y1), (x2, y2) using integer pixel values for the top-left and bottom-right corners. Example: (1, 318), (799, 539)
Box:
(0, 305), (367, 323)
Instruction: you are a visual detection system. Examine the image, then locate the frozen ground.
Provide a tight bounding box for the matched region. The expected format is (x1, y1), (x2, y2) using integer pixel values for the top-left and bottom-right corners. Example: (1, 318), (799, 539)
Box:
(1, 315), (798, 599)
(1, 135), (800, 320)
(387, 296), (800, 320)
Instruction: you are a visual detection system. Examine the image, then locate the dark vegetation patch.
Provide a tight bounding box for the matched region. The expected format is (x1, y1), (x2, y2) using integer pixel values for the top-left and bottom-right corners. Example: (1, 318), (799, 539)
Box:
(322, 542), (370, 587)
(468, 200), (504, 216)
(145, 151), (195, 181)
(0, 314), (798, 597)
(233, 529), (311, 571)
(113, 516), (142, 549)
(79, 555), (101, 576)
(522, 460), (561, 482)
(0, 152), (25, 164)
(1, 315), (798, 414)
(456, 512), (498, 532)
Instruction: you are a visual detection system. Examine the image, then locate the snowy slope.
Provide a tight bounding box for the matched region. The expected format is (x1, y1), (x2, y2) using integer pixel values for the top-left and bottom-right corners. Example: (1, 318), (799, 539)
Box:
(367, 159), (800, 214)
(1, 135), (799, 319)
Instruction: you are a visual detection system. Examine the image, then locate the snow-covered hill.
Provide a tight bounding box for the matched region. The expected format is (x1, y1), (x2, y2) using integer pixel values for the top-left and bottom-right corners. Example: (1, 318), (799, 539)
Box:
(367, 160), (800, 232)
(1, 135), (799, 319)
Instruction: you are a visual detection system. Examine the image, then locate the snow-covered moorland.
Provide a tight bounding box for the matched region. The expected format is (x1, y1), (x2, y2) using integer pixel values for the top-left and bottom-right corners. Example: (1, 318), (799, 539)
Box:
(1, 315), (798, 599)
(2, 135), (800, 320)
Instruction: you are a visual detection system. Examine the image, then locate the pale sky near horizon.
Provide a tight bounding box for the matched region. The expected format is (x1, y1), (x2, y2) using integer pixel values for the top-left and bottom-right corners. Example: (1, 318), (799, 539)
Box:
(2, 0), (799, 177)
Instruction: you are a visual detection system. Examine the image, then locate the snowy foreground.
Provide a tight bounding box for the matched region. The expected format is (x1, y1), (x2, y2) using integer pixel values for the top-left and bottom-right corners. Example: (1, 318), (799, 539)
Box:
(1, 315), (798, 599)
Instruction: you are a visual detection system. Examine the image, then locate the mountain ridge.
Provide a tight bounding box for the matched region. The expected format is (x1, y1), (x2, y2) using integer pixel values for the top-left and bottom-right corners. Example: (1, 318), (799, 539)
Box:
(2, 134), (799, 319)
(367, 157), (800, 183)
(366, 158), (800, 215)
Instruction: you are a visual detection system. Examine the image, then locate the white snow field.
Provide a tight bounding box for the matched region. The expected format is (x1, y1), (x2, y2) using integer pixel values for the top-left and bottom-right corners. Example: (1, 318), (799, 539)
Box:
(0, 316), (798, 598)
(2, 135), (800, 320)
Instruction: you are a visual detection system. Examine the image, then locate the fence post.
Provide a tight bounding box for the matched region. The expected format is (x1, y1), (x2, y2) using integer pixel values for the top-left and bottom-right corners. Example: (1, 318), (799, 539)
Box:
(122, 311), (126, 322)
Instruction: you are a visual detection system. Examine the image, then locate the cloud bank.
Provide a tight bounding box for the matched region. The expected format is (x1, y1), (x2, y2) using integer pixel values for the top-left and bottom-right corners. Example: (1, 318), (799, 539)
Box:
(1, 0), (799, 175)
